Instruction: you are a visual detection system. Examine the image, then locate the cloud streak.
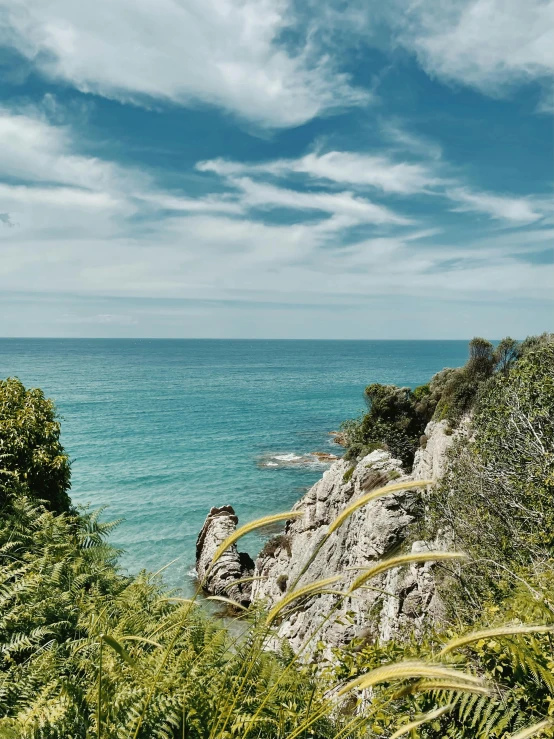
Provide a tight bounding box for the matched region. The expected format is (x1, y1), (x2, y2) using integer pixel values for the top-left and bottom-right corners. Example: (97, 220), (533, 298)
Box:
(0, 0), (367, 127)
(0, 102), (551, 338)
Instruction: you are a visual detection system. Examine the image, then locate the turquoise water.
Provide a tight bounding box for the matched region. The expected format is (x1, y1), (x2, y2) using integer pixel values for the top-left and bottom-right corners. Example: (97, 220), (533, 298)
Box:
(0, 339), (469, 590)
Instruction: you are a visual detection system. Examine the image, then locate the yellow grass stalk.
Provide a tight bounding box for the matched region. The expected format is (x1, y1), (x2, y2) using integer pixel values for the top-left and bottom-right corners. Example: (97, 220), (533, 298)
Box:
(337, 660), (483, 696)
(119, 635), (162, 649)
(205, 595), (248, 611)
(349, 551), (467, 593)
(222, 575), (266, 591)
(152, 558), (180, 577)
(327, 480), (431, 536)
(289, 479), (432, 592)
(404, 679), (493, 697)
(508, 719), (553, 739)
(210, 511), (303, 566)
(265, 575), (343, 625)
(390, 703), (455, 739)
(439, 624), (554, 656)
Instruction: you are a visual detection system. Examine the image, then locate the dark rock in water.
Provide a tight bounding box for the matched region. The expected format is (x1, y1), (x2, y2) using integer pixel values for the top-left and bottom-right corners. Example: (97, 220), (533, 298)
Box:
(329, 431), (347, 447)
(311, 451), (339, 462)
(195, 505), (254, 607)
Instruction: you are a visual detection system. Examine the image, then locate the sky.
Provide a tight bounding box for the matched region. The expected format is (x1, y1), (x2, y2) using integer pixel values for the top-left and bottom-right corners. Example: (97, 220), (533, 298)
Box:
(0, 0), (552, 339)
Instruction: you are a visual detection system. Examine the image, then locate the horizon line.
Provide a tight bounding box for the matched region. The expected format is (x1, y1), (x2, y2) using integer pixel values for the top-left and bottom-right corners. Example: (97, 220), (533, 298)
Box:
(0, 336), (504, 342)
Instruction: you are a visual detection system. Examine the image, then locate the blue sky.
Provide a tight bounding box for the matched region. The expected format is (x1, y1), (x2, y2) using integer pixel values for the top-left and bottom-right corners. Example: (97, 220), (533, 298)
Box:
(0, 0), (552, 338)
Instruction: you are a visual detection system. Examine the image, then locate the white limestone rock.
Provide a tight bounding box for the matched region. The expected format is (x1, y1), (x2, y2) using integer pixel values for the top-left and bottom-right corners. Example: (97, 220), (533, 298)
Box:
(195, 505), (254, 606)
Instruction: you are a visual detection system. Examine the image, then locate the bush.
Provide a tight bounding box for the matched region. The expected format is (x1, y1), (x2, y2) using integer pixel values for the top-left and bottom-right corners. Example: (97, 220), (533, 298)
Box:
(1, 373), (554, 738)
(259, 532), (292, 558)
(342, 464), (355, 483)
(427, 335), (554, 614)
(0, 377), (71, 512)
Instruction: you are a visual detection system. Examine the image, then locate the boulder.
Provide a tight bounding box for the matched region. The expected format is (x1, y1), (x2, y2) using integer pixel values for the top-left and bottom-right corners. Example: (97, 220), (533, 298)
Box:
(195, 505), (254, 607)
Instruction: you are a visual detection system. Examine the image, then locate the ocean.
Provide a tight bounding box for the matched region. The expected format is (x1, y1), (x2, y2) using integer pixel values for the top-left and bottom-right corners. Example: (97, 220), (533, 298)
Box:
(0, 339), (469, 591)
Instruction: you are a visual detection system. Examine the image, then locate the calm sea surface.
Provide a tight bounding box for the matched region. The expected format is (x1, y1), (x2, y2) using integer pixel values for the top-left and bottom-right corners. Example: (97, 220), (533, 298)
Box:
(0, 339), (469, 590)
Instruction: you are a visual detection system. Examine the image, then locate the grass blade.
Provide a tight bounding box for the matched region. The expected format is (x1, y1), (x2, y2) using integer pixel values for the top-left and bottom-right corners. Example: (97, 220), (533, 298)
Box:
(439, 625), (554, 656)
(210, 511), (303, 567)
(337, 660), (484, 696)
(206, 595), (249, 611)
(349, 551), (467, 593)
(508, 719), (553, 739)
(102, 634), (135, 667)
(265, 575), (343, 625)
(390, 703), (455, 739)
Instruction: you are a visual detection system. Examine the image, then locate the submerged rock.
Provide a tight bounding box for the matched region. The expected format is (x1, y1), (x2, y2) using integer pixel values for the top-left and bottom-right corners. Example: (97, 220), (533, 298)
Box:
(310, 451), (339, 462)
(195, 505), (254, 607)
(329, 431), (347, 446)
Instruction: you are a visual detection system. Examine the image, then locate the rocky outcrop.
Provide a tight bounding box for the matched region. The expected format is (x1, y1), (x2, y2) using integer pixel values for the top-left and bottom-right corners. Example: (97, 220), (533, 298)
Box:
(250, 420), (457, 652)
(250, 449), (417, 651)
(412, 419), (454, 480)
(195, 505), (254, 606)
(196, 420), (459, 651)
(375, 420), (458, 642)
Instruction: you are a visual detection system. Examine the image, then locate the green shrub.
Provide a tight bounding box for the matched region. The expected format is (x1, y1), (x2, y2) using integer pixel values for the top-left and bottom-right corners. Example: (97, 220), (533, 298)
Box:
(427, 335), (554, 615)
(339, 338), (536, 472)
(342, 464), (356, 483)
(259, 532), (292, 558)
(0, 377), (71, 512)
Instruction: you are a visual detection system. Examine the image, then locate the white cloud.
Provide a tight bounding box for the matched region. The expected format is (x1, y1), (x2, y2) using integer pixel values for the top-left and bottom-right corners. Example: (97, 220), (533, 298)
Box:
(199, 150), (551, 227)
(395, 0), (554, 97)
(447, 187), (545, 223)
(0, 109), (143, 192)
(0, 0), (367, 127)
(227, 176), (413, 225)
(198, 150), (442, 194)
(0, 106), (551, 341)
(380, 121), (443, 161)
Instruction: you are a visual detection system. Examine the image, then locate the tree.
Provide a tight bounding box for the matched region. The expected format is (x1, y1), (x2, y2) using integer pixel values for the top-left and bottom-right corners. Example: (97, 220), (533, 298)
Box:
(493, 336), (519, 375)
(0, 377), (71, 513)
(467, 337), (495, 378)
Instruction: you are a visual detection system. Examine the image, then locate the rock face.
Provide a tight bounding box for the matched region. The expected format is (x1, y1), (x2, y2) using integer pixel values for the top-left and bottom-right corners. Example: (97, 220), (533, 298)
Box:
(196, 420), (457, 650)
(195, 505), (254, 606)
(250, 420), (457, 651)
(412, 420), (454, 481)
(250, 450), (415, 651)
(377, 420), (457, 642)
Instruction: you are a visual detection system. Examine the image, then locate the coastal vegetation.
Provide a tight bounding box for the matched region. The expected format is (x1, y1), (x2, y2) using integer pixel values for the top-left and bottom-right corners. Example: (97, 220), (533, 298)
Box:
(340, 336), (544, 469)
(0, 334), (553, 737)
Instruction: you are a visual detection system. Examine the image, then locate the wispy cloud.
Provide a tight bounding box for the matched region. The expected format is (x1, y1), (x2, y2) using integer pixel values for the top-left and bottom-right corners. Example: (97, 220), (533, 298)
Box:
(447, 188), (545, 223)
(198, 151), (442, 194)
(0, 0), (368, 127)
(321, 0), (554, 108)
(226, 177), (414, 225)
(398, 0), (554, 98)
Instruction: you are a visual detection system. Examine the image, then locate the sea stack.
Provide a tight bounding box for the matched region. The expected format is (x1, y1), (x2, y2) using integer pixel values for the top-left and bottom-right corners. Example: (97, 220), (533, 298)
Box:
(195, 505), (255, 607)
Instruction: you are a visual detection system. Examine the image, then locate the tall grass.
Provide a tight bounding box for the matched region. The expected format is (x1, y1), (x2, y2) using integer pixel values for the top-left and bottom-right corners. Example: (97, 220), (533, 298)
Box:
(1, 485), (553, 738)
